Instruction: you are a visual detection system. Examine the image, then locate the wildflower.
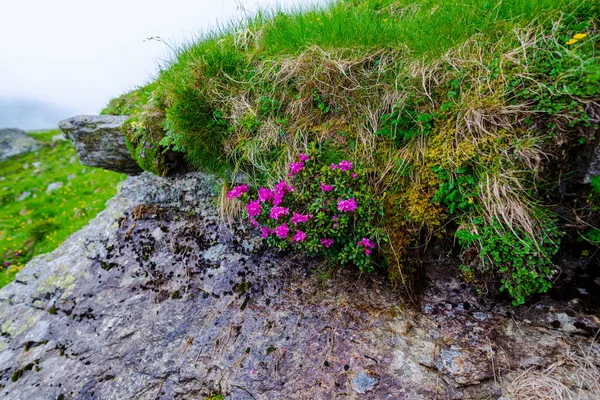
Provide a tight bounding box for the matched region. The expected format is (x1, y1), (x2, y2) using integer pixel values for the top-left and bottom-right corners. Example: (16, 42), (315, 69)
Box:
(258, 187), (275, 202)
(357, 237), (375, 255)
(338, 160), (353, 171)
(298, 153), (310, 162)
(337, 198), (358, 212)
(273, 191), (284, 206)
(261, 226), (270, 238)
(275, 223), (289, 238)
(330, 163), (337, 170)
(270, 206), (290, 220)
(351, 172), (357, 179)
(566, 38), (577, 45)
(3, 261), (9, 267)
(320, 183), (334, 192)
(291, 212), (311, 225)
(275, 180), (293, 193)
(320, 238), (334, 248)
(246, 200), (261, 217)
(289, 162), (304, 177)
(293, 230), (307, 242)
(250, 218), (260, 228)
(227, 184), (249, 199)
(573, 33), (587, 40)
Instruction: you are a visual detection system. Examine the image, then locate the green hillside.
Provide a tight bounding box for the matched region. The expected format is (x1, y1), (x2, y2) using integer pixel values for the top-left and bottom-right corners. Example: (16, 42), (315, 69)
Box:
(0, 130), (125, 287)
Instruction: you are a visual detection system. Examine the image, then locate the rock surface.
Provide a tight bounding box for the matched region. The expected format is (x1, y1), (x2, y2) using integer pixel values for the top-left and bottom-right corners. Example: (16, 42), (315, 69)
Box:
(0, 128), (39, 161)
(58, 115), (142, 175)
(0, 172), (598, 399)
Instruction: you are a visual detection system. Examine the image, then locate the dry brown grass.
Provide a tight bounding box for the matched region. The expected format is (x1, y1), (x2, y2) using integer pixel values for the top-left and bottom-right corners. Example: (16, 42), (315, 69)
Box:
(507, 338), (600, 400)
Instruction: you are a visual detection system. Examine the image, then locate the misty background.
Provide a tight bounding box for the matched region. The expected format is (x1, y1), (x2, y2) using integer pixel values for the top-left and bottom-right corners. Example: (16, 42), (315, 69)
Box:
(0, 0), (318, 130)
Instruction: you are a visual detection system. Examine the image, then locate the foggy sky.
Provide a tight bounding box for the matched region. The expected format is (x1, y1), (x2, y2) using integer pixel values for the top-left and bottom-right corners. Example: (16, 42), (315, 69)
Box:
(0, 0), (317, 130)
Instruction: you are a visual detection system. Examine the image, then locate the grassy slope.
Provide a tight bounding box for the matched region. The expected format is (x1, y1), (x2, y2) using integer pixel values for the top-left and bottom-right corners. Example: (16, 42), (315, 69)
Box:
(0, 130), (125, 287)
(103, 0), (600, 305)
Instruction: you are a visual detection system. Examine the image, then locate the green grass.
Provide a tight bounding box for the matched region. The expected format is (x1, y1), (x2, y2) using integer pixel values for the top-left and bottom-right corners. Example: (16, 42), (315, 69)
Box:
(0, 130), (126, 287)
(102, 0), (600, 305)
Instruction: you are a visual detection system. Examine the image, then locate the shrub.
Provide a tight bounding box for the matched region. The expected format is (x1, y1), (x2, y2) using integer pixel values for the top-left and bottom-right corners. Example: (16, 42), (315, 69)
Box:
(457, 216), (561, 306)
(228, 148), (384, 271)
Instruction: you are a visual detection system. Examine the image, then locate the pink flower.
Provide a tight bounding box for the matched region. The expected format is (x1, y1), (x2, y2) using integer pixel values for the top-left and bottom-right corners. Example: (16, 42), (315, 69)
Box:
(358, 237), (375, 255)
(330, 163), (337, 170)
(351, 172), (357, 179)
(275, 180), (293, 193)
(258, 187), (275, 202)
(337, 198), (358, 212)
(273, 191), (284, 206)
(261, 226), (270, 238)
(3, 261), (9, 267)
(338, 160), (353, 171)
(250, 218), (259, 228)
(270, 206), (290, 220)
(320, 238), (334, 248)
(227, 184), (249, 199)
(275, 223), (289, 238)
(289, 162), (304, 177)
(293, 230), (307, 242)
(320, 184), (334, 192)
(291, 212), (311, 225)
(246, 200), (261, 217)
(249, 367), (255, 377)
(358, 237), (376, 249)
(298, 153), (310, 162)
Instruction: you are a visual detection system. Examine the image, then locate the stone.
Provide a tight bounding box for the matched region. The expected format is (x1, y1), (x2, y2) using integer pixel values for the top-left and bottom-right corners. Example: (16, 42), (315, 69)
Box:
(45, 182), (63, 194)
(0, 172), (598, 399)
(585, 143), (600, 183)
(351, 371), (378, 394)
(58, 115), (142, 174)
(31, 162), (41, 168)
(0, 128), (39, 161)
(16, 191), (31, 201)
(51, 133), (66, 142)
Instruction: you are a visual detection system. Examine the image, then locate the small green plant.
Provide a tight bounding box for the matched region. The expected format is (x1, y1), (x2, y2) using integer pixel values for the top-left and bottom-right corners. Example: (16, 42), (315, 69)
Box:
(590, 175), (600, 196)
(457, 216), (560, 306)
(228, 147), (384, 271)
(432, 165), (478, 215)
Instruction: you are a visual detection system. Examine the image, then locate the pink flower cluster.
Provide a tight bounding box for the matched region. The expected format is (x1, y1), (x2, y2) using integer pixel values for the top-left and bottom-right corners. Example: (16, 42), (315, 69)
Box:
(321, 184), (334, 192)
(357, 237), (375, 255)
(320, 238), (334, 248)
(330, 160), (353, 171)
(291, 212), (312, 225)
(227, 184), (248, 199)
(337, 198), (358, 212)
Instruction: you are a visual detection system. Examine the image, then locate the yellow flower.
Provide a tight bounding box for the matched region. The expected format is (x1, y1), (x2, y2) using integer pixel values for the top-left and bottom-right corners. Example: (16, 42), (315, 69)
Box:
(573, 33), (587, 40)
(566, 38), (578, 45)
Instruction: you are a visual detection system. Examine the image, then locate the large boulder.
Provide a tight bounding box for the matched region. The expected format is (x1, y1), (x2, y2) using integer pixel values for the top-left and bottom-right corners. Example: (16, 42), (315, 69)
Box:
(58, 115), (142, 174)
(0, 173), (598, 399)
(0, 128), (39, 161)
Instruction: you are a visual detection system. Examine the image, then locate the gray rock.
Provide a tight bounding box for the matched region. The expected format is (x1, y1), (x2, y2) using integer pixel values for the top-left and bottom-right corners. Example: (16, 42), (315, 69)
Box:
(16, 191), (31, 201)
(0, 128), (39, 161)
(31, 162), (41, 168)
(351, 371), (378, 394)
(51, 133), (66, 142)
(0, 172), (598, 399)
(45, 182), (63, 193)
(585, 143), (600, 183)
(58, 115), (141, 174)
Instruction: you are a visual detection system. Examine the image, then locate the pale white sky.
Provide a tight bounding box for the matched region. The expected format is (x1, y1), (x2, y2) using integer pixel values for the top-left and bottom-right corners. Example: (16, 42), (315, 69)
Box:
(0, 0), (319, 129)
